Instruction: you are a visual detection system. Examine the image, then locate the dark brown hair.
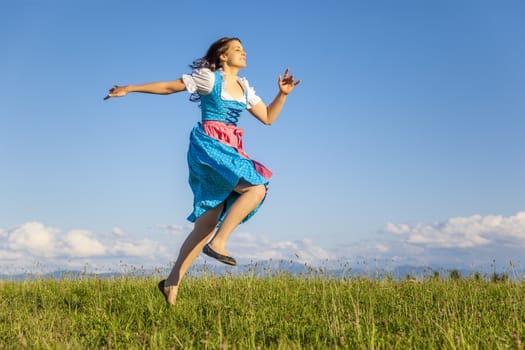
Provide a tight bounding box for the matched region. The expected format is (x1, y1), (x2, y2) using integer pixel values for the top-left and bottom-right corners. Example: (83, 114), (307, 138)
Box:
(190, 37), (241, 71)
(189, 37), (241, 102)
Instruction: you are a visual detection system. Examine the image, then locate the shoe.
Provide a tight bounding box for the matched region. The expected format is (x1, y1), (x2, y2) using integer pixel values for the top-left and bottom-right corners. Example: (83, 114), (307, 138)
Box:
(202, 244), (237, 266)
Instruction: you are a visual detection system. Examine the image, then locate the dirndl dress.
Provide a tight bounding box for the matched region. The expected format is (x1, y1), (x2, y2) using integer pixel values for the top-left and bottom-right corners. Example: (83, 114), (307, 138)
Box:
(182, 68), (272, 224)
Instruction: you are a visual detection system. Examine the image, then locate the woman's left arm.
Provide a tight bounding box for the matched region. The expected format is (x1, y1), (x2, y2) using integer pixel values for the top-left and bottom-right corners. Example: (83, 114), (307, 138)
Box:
(250, 69), (301, 125)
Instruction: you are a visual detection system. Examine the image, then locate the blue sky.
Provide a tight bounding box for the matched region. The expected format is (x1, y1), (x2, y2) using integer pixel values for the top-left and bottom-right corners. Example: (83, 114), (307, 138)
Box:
(1, 0), (524, 274)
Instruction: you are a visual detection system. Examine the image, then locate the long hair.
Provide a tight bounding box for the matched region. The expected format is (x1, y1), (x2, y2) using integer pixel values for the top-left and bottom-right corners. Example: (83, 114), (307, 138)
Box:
(189, 37), (241, 102)
(191, 37), (241, 71)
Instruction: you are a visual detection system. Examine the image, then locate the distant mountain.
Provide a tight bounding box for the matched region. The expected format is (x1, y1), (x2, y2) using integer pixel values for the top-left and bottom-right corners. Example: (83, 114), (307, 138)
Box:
(1, 260), (523, 281)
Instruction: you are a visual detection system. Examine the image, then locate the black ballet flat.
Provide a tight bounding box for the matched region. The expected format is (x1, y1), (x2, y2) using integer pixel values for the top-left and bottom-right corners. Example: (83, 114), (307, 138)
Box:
(202, 244), (237, 266)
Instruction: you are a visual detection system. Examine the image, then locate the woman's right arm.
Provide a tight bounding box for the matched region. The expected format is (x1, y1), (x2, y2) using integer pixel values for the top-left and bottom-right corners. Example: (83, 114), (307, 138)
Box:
(104, 78), (186, 100)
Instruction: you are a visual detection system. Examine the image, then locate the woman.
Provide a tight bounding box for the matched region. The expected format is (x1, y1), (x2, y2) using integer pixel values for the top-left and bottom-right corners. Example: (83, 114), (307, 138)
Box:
(105, 37), (300, 305)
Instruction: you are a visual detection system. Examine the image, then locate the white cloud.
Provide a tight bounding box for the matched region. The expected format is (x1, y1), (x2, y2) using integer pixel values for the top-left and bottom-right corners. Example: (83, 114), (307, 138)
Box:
(63, 230), (107, 257)
(0, 222), (171, 273)
(375, 244), (389, 253)
(228, 232), (333, 264)
(0, 250), (23, 260)
(384, 211), (525, 248)
(364, 211), (525, 269)
(111, 239), (164, 258)
(384, 223), (409, 235)
(7, 222), (60, 258)
(112, 227), (125, 236)
(2, 211), (525, 275)
(155, 224), (185, 236)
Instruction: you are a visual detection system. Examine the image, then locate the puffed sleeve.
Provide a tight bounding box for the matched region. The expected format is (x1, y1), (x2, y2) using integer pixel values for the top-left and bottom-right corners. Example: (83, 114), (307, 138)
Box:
(181, 68), (215, 95)
(239, 77), (262, 109)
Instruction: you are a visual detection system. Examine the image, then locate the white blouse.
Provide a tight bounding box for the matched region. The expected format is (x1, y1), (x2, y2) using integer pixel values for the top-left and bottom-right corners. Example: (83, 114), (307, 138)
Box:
(182, 68), (262, 109)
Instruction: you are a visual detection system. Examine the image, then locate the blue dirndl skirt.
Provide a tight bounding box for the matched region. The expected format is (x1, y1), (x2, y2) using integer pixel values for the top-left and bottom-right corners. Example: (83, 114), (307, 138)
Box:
(186, 122), (270, 224)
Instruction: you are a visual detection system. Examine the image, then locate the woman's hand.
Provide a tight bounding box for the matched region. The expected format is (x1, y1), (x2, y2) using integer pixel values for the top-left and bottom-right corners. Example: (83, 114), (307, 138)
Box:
(104, 85), (129, 100)
(250, 68), (302, 125)
(278, 68), (301, 95)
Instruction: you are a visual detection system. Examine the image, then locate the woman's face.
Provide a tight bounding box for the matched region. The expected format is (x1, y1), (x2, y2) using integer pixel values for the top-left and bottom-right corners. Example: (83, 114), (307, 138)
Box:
(221, 40), (247, 69)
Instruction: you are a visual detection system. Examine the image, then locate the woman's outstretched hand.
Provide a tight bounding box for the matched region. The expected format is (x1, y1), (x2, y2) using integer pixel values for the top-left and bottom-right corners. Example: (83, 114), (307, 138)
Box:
(278, 69), (301, 95)
(104, 85), (129, 100)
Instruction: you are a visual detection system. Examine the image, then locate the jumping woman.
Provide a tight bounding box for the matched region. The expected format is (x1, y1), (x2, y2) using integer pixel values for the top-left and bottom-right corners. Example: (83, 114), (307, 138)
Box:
(104, 37), (300, 305)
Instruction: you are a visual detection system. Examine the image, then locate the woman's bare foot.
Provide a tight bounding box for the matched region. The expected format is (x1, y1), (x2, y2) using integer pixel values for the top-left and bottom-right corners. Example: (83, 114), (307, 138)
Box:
(158, 280), (178, 306)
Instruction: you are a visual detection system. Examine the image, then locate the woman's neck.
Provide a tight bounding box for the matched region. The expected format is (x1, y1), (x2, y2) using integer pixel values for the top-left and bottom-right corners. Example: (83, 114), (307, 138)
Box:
(221, 65), (240, 80)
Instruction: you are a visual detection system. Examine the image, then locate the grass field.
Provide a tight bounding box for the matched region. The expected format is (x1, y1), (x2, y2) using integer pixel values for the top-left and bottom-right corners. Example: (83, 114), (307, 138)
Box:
(1, 267), (524, 349)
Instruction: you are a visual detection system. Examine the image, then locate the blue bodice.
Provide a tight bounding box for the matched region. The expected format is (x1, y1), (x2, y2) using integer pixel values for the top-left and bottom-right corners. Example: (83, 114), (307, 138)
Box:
(199, 71), (248, 126)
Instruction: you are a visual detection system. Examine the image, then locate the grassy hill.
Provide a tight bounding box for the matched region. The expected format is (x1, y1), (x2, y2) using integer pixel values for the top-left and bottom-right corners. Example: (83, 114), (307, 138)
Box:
(1, 271), (524, 349)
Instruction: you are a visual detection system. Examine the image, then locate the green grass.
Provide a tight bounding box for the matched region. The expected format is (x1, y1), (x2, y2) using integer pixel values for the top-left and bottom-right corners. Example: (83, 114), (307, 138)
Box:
(1, 270), (524, 349)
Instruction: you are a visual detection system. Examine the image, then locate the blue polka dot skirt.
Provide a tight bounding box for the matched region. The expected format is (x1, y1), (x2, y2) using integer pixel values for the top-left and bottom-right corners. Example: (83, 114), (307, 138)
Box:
(186, 122), (271, 225)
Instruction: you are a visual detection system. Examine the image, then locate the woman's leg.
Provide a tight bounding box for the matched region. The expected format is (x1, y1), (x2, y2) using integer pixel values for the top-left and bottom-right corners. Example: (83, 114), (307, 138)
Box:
(159, 204), (223, 305)
(206, 183), (266, 256)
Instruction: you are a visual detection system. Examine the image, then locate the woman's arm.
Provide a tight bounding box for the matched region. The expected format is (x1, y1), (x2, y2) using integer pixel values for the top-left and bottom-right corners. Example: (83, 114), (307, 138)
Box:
(249, 93), (287, 125)
(104, 78), (186, 100)
(249, 69), (301, 125)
